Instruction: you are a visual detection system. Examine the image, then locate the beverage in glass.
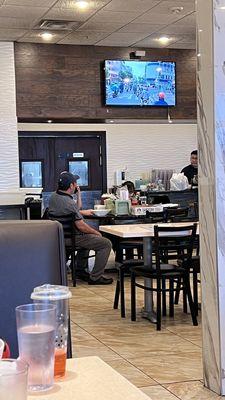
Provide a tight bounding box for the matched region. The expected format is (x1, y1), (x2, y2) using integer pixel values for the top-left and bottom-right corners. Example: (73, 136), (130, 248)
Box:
(31, 285), (72, 379)
(0, 358), (28, 400)
(0, 339), (4, 359)
(16, 303), (56, 392)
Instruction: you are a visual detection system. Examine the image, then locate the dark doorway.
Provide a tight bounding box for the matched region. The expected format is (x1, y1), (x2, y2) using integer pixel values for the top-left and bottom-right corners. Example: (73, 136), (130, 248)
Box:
(18, 132), (107, 193)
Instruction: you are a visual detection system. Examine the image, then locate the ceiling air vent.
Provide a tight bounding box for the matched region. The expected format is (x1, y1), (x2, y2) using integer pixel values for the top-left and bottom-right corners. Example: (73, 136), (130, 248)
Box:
(38, 19), (76, 30)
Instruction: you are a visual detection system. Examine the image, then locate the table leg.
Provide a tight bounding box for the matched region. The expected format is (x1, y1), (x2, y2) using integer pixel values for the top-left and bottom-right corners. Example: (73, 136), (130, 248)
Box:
(141, 237), (157, 323)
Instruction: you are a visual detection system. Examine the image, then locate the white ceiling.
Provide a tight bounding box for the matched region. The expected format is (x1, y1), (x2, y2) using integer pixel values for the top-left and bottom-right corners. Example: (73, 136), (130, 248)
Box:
(0, 0), (196, 49)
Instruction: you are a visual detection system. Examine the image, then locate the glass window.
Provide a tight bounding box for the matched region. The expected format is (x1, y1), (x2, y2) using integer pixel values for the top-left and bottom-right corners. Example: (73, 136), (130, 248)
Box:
(69, 160), (89, 187)
(21, 161), (43, 188)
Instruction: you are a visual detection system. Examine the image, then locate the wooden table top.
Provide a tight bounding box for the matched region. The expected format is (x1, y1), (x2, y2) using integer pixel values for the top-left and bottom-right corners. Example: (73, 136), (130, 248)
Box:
(28, 357), (151, 400)
(99, 222), (199, 238)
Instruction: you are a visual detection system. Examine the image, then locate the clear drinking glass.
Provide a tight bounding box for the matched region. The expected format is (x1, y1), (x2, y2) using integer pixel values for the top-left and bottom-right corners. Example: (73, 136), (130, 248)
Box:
(16, 303), (56, 392)
(0, 359), (28, 400)
(0, 339), (4, 359)
(31, 285), (72, 379)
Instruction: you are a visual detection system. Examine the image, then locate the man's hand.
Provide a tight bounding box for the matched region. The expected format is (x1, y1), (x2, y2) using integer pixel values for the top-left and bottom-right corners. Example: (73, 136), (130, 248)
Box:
(80, 209), (94, 216)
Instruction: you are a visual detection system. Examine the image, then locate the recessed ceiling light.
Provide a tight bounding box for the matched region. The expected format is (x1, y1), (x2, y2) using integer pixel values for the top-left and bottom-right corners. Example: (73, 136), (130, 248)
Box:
(40, 32), (53, 41)
(219, 6), (225, 9)
(158, 36), (170, 44)
(75, 0), (89, 9)
(47, 119), (52, 123)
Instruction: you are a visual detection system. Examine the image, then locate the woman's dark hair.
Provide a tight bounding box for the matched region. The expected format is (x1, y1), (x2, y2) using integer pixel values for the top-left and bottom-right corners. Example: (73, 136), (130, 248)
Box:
(122, 181), (135, 193)
(191, 150), (198, 156)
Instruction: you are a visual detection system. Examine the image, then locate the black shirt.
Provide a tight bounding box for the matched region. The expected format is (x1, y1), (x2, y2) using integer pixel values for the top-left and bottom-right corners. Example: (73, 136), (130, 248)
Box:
(181, 165), (198, 184)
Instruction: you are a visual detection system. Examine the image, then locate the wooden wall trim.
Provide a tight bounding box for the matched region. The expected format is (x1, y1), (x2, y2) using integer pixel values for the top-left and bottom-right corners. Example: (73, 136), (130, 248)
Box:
(15, 43), (196, 121)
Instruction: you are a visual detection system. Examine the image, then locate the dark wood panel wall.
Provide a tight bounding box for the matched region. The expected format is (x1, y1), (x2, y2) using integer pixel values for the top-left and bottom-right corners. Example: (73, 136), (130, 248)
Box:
(15, 43), (196, 121)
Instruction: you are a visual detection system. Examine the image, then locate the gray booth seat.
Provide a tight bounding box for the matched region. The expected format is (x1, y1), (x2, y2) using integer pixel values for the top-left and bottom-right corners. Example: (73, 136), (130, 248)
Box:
(0, 220), (71, 357)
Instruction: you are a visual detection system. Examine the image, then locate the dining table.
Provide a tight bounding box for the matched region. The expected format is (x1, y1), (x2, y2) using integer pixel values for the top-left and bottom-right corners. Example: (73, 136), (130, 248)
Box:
(28, 356), (151, 400)
(99, 222), (199, 323)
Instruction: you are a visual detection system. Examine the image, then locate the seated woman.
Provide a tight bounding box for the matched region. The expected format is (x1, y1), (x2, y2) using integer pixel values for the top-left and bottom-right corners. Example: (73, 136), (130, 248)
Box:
(121, 180), (135, 195)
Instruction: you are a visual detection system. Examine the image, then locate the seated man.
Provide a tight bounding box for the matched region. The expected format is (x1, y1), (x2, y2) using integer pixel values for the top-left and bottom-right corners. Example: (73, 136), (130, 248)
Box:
(181, 150), (198, 184)
(49, 172), (113, 285)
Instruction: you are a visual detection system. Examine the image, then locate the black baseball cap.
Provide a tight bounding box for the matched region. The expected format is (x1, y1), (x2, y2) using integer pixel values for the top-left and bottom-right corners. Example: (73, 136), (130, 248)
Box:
(58, 172), (80, 190)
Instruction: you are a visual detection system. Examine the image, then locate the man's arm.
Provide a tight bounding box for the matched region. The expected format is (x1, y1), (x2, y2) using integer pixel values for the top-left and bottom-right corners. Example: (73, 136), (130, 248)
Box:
(75, 219), (101, 236)
(76, 186), (82, 209)
(80, 209), (94, 216)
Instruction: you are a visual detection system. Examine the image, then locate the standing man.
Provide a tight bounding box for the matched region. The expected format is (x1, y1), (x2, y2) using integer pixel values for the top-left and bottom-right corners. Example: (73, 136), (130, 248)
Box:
(181, 150), (198, 184)
(49, 172), (113, 285)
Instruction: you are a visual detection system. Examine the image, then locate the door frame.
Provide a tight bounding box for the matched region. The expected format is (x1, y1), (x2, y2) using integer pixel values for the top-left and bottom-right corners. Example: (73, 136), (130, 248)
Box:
(18, 131), (107, 193)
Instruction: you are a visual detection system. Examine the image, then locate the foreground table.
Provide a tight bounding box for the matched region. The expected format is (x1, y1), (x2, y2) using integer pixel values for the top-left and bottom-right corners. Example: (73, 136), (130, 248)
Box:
(28, 357), (150, 400)
(100, 222), (199, 322)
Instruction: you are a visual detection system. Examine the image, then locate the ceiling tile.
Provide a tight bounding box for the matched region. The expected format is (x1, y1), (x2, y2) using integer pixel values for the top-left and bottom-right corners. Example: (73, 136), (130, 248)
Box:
(103, 0), (161, 12)
(44, 7), (95, 21)
(134, 12), (183, 25)
(55, 0), (111, 10)
(58, 30), (109, 44)
(0, 16), (32, 28)
(173, 12), (196, 27)
(153, 0), (195, 14)
(134, 0), (195, 25)
(17, 29), (67, 43)
(4, 0), (57, 6)
(77, 21), (124, 32)
(0, 28), (28, 40)
(167, 42), (196, 49)
(87, 10), (141, 23)
(0, 5), (48, 19)
(118, 23), (165, 34)
(160, 24), (196, 35)
(96, 31), (150, 46)
(134, 33), (182, 48)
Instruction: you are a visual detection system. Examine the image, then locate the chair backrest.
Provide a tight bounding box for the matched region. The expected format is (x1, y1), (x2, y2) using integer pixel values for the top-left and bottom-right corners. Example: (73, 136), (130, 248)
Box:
(148, 194), (170, 205)
(165, 207), (189, 222)
(153, 224), (197, 274)
(48, 213), (76, 249)
(145, 210), (167, 223)
(0, 220), (68, 357)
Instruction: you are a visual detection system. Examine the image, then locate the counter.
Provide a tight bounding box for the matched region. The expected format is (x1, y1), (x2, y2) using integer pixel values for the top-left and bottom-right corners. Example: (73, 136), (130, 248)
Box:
(145, 189), (198, 218)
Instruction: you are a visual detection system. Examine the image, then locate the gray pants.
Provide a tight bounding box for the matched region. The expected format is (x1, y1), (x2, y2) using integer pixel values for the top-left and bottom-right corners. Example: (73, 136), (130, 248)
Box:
(75, 234), (112, 281)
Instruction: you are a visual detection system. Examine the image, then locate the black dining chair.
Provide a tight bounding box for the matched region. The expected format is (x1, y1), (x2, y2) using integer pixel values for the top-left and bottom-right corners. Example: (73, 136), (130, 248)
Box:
(48, 213), (78, 286)
(113, 212), (168, 318)
(164, 207), (189, 222)
(130, 223), (198, 330)
(48, 212), (95, 287)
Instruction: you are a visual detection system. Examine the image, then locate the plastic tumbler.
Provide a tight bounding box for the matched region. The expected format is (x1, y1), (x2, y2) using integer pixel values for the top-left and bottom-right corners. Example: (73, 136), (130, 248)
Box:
(16, 303), (56, 392)
(0, 358), (28, 400)
(31, 285), (72, 379)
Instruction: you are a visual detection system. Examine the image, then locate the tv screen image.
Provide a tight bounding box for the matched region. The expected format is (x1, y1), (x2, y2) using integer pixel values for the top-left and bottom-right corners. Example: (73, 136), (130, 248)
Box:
(104, 60), (176, 107)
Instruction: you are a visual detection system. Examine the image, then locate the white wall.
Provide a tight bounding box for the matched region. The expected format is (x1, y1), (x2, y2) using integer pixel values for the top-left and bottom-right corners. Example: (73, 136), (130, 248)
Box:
(0, 42), (19, 191)
(18, 123), (197, 188)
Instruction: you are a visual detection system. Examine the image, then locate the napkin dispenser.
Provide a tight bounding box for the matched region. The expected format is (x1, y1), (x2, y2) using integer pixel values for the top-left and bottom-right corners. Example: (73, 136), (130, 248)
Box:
(114, 199), (131, 215)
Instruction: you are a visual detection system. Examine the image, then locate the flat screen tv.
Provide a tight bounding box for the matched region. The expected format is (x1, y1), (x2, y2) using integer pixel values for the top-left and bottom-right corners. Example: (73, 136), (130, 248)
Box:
(104, 60), (176, 107)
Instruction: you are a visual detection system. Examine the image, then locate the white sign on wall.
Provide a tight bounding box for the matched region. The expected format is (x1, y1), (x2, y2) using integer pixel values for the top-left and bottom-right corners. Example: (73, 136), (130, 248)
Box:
(73, 153), (84, 158)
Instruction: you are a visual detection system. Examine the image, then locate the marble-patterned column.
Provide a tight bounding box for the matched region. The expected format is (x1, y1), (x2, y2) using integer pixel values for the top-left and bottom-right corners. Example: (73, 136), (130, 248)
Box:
(197, 0), (225, 395)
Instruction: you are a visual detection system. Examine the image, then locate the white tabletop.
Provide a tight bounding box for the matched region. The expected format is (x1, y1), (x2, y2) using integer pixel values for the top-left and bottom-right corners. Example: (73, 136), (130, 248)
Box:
(28, 357), (150, 400)
(99, 222), (199, 238)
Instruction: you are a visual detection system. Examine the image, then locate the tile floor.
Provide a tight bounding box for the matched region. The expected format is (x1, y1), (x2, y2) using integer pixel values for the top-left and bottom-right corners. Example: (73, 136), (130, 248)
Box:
(69, 268), (220, 399)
